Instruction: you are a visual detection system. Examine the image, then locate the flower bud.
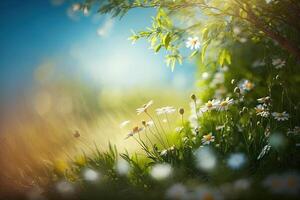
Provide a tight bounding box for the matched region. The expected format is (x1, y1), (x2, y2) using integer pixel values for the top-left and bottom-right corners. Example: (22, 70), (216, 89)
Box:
(231, 79), (235, 84)
(234, 87), (240, 94)
(179, 108), (185, 115)
(190, 94), (197, 101)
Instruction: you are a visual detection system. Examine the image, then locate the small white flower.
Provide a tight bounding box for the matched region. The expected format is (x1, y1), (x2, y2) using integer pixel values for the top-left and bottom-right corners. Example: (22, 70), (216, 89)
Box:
(272, 111), (289, 121)
(150, 163), (172, 180)
(165, 183), (188, 200)
(239, 79), (255, 93)
(186, 37), (200, 50)
(257, 96), (271, 104)
(115, 158), (130, 175)
(120, 120), (130, 128)
(195, 147), (217, 171)
(125, 126), (144, 139)
(201, 133), (215, 145)
(217, 97), (234, 111)
(83, 168), (100, 182)
(272, 58), (285, 69)
(255, 104), (270, 117)
(200, 99), (220, 113)
(136, 100), (153, 115)
(227, 153), (246, 170)
(156, 106), (176, 115)
(233, 26), (241, 35)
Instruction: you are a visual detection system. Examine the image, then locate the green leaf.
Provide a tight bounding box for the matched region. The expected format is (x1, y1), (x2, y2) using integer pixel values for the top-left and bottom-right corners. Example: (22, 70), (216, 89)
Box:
(163, 33), (171, 49)
(154, 44), (162, 52)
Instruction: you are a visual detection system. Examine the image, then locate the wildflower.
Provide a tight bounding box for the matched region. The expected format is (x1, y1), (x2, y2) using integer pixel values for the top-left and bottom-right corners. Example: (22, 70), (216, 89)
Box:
(186, 37), (200, 50)
(156, 106), (176, 115)
(150, 163), (172, 180)
(83, 168), (101, 182)
(218, 97), (234, 111)
(200, 99), (219, 113)
(257, 145), (271, 160)
(136, 100), (153, 115)
(255, 104), (270, 117)
(190, 93), (197, 101)
(125, 126), (144, 139)
(272, 111), (289, 121)
(165, 183), (188, 200)
(239, 79), (255, 93)
(195, 147), (217, 171)
(120, 120), (130, 128)
(179, 108), (184, 115)
(272, 58), (285, 69)
(202, 133), (215, 145)
(257, 96), (271, 104)
(227, 153), (246, 170)
(73, 130), (80, 138)
(115, 158), (130, 175)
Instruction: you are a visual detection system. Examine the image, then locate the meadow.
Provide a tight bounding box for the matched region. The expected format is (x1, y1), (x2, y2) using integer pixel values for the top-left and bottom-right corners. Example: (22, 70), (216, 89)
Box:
(1, 0), (300, 199)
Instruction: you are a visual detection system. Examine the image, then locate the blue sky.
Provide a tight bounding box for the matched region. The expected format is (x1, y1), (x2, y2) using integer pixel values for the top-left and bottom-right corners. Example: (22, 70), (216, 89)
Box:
(0, 0), (196, 102)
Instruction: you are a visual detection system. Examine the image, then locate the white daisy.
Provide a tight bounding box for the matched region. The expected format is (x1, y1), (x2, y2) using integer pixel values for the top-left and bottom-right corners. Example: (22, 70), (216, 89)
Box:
(125, 126), (144, 139)
(272, 111), (289, 121)
(255, 104), (270, 117)
(239, 79), (255, 93)
(200, 99), (220, 113)
(186, 37), (200, 50)
(257, 96), (271, 104)
(150, 163), (173, 180)
(156, 106), (176, 115)
(136, 100), (153, 115)
(202, 133), (215, 145)
(83, 168), (101, 182)
(217, 97), (234, 111)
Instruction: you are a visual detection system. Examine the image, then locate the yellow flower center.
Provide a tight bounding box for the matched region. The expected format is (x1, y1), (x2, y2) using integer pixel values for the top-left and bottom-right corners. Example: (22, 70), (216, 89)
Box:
(206, 101), (213, 108)
(220, 101), (228, 107)
(204, 134), (212, 141)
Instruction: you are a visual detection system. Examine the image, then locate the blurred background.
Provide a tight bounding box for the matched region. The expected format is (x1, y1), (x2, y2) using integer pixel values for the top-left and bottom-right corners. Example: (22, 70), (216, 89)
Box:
(0, 0), (196, 195)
